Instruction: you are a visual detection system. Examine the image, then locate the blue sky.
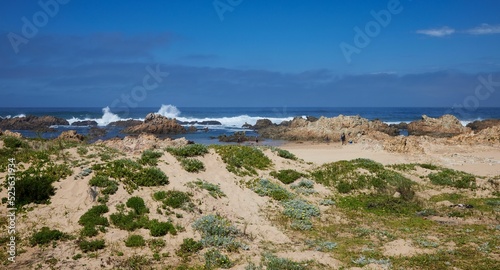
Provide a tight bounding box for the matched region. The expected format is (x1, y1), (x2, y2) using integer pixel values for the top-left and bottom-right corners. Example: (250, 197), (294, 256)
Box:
(1, 0), (500, 107)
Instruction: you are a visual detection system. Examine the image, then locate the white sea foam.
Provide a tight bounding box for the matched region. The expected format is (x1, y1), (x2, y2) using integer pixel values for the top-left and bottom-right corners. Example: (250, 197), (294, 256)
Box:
(156, 104), (293, 127)
(66, 107), (125, 126)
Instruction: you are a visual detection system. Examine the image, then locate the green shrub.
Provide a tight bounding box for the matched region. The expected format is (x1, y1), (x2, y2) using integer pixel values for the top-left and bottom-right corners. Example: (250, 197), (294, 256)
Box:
(177, 238), (203, 259)
(148, 219), (176, 236)
(89, 175), (118, 195)
(270, 169), (305, 184)
(212, 145), (272, 176)
(153, 191), (167, 201)
(275, 148), (297, 160)
(110, 211), (143, 231)
(282, 199), (320, 230)
(163, 190), (191, 209)
(78, 205), (109, 237)
(204, 249), (233, 269)
(166, 144), (209, 158)
(79, 239), (105, 252)
(290, 179), (316, 195)
(126, 196), (149, 215)
(263, 254), (306, 270)
(428, 169), (476, 189)
(148, 238), (166, 251)
(30, 227), (69, 246)
(139, 150), (163, 166)
(125, 234), (145, 247)
(188, 180), (226, 198)
(135, 167), (169, 187)
(179, 158), (205, 173)
(192, 215), (240, 250)
(16, 174), (55, 206)
(252, 179), (294, 201)
(3, 136), (26, 149)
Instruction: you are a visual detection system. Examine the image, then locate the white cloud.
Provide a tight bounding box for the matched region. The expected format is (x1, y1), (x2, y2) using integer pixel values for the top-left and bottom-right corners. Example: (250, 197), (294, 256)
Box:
(416, 26), (455, 37)
(465, 23), (500, 35)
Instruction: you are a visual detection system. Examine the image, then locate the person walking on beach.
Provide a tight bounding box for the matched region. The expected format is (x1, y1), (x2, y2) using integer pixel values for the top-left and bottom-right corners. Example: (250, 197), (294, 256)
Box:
(340, 132), (346, 145)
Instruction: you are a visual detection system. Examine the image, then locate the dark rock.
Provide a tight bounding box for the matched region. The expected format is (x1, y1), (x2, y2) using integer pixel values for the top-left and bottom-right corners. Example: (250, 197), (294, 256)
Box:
(218, 131), (256, 143)
(306, 116), (319, 122)
(88, 127), (107, 138)
(466, 119), (500, 132)
(72, 120), (98, 127)
(253, 119), (274, 130)
(0, 115), (69, 130)
(123, 113), (186, 134)
(242, 122), (252, 129)
(389, 122), (409, 130)
(107, 120), (142, 127)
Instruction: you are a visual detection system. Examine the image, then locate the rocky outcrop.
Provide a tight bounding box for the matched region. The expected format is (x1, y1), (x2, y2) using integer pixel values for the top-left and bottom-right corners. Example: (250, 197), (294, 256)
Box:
(2, 130), (23, 138)
(383, 135), (425, 154)
(71, 120), (98, 127)
(451, 126), (500, 145)
(57, 130), (85, 142)
(218, 131), (258, 143)
(466, 119), (500, 132)
(407, 115), (470, 137)
(258, 115), (399, 141)
(97, 134), (189, 153)
(107, 120), (142, 127)
(123, 113), (186, 134)
(253, 119), (274, 130)
(0, 115), (69, 130)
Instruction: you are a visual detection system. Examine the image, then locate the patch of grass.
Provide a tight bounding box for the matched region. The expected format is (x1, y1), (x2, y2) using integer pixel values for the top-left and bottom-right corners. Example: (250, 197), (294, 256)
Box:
(30, 227), (70, 246)
(78, 204), (109, 237)
(92, 159), (169, 193)
(251, 179), (294, 201)
(159, 190), (192, 209)
(263, 253), (306, 270)
(177, 238), (203, 260)
(124, 234), (145, 247)
(139, 150), (163, 166)
(179, 158), (205, 173)
(166, 144), (209, 158)
(78, 239), (105, 253)
(2, 136), (27, 149)
(192, 215), (240, 251)
(428, 168), (477, 189)
(310, 159), (415, 195)
(148, 238), (166, 252)
(212, 145), (272, 176)
(187, 179), (226, 198)
(120, 255), (151, 269)
(270, 169), (305, 184)
(88, 175), (118, 195)
(204, 249), (233, 269)
(337, 194), (422, 216)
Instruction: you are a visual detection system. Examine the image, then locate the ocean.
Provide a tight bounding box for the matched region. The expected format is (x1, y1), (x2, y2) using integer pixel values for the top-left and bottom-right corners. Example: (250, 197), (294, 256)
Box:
(1, 105), (500, 144)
